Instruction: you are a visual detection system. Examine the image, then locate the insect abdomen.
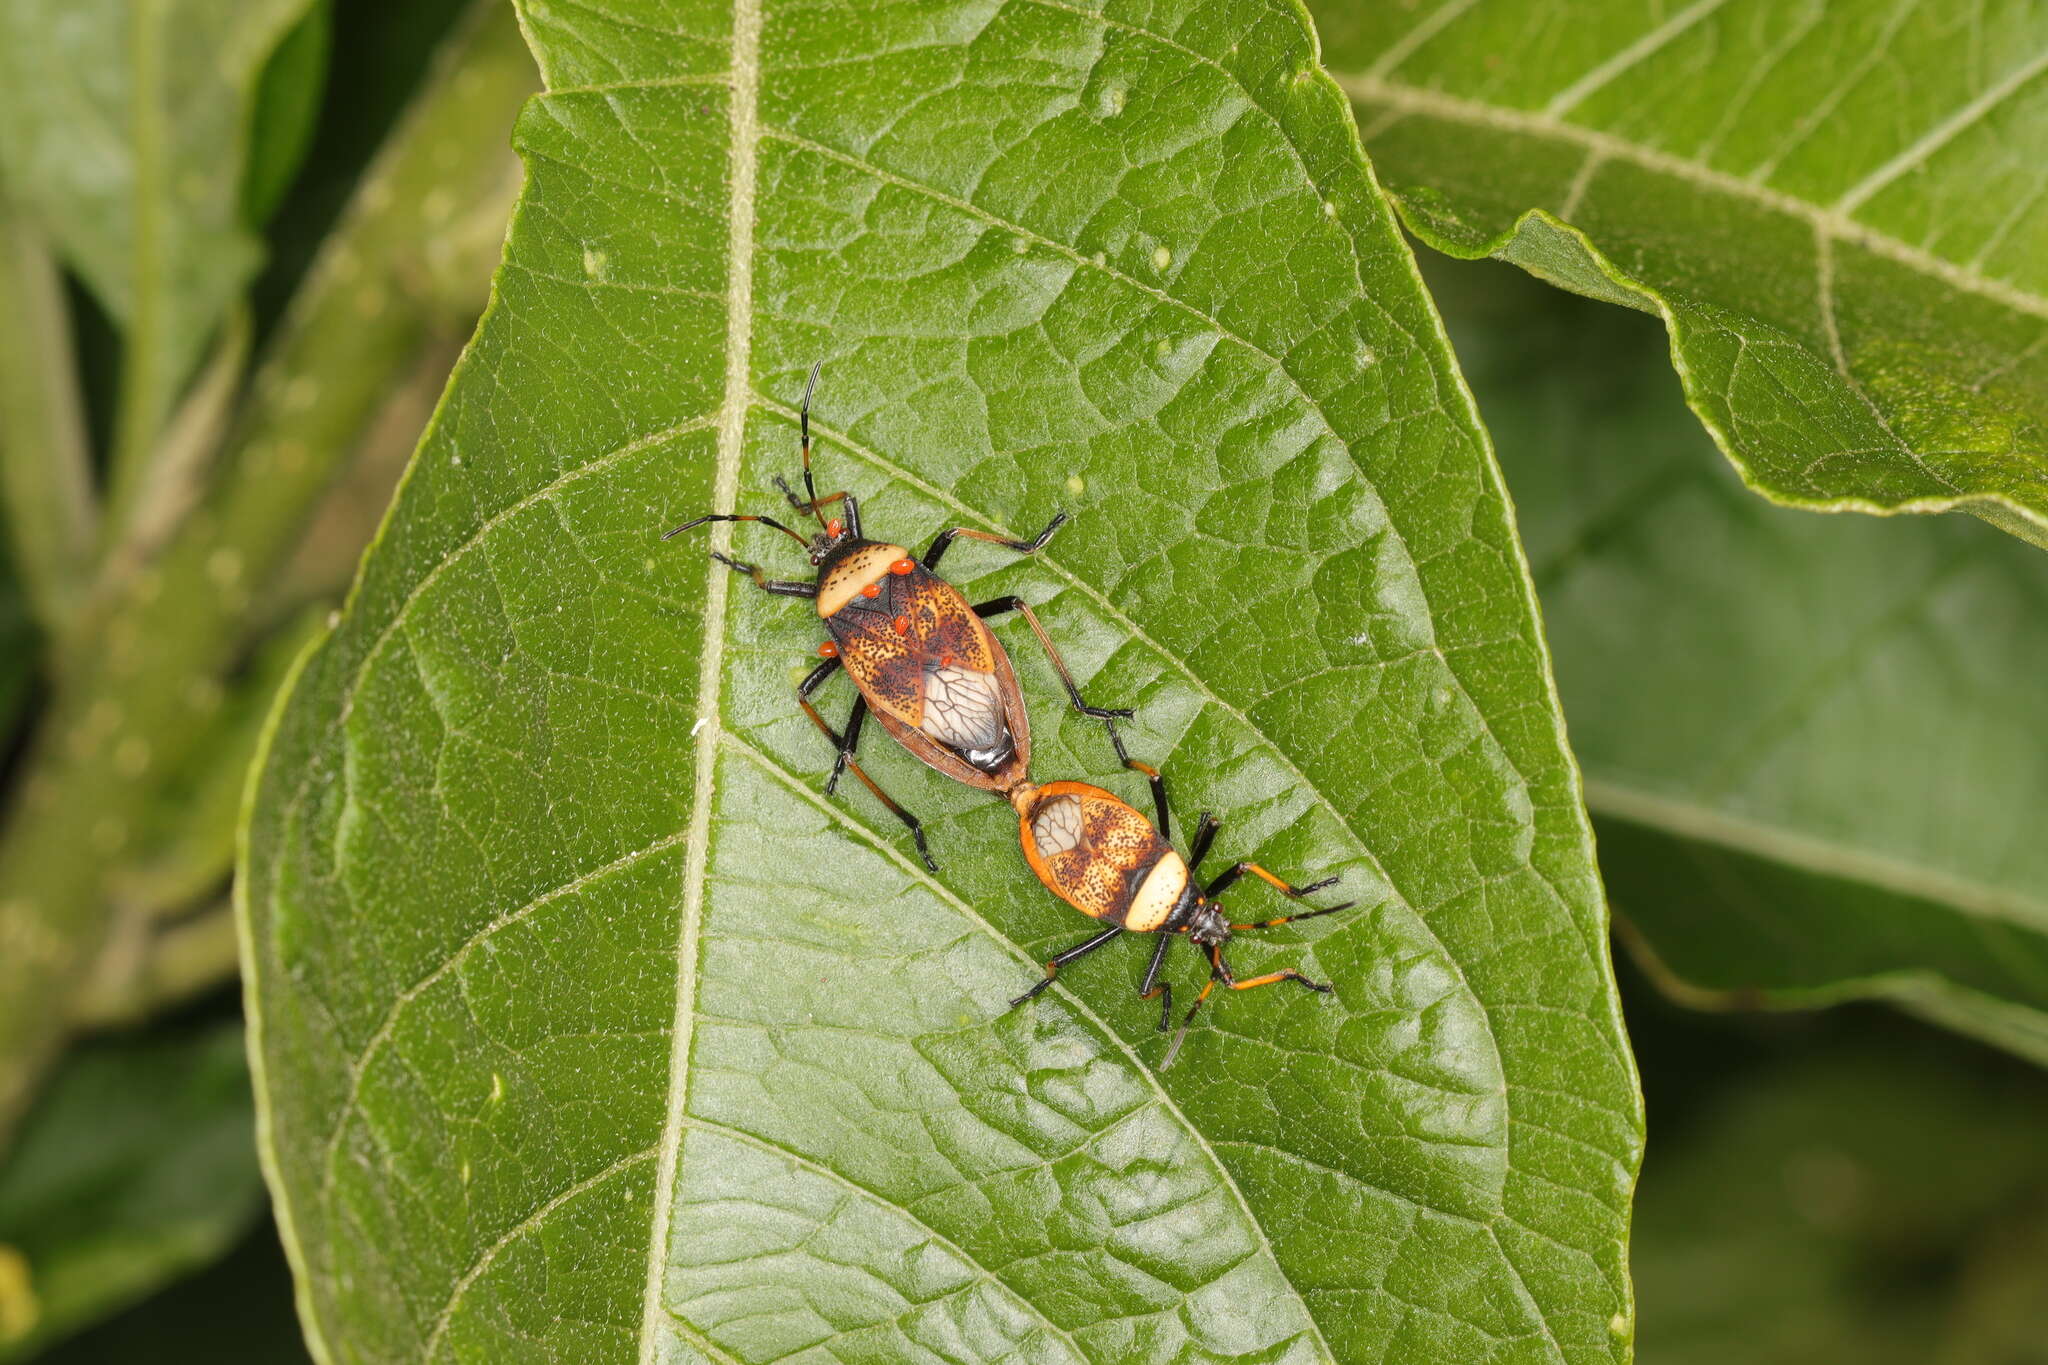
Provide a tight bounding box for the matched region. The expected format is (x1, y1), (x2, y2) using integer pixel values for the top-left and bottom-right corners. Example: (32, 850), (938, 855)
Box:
(1019, 783), (1186, 929)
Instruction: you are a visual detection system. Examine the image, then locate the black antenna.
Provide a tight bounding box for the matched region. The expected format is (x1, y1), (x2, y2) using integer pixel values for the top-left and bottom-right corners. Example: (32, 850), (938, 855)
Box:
(799, 360), (824, 524)
(661, 512), (811, 547)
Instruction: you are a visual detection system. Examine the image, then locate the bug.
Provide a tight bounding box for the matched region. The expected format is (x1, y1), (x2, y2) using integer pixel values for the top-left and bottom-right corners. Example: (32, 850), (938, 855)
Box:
(665, 365), (1136, 870)
(1006, 771), (1353, 1067)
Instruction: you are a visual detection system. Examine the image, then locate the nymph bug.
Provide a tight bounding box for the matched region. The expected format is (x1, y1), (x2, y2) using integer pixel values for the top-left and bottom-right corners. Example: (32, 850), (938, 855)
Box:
(1006, 773), (1353, 1067)
(665, 365), (1135, 870)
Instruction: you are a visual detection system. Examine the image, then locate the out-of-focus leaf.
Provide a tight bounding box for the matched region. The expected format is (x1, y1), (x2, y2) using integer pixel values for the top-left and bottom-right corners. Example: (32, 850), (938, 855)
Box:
(0, 0), (318, 475)
(0, 1022), (263, 1362)
(250, 0), (476, 334)
(1620, 979), (2048, 1365)
(1312, 0), (2048, 546)
(243, 0), (334, 228)
(1435, 253), (2048, 1064)
(241, 1), (1642, 1360)
(0, 198), (94, 632)
(0, 521), (32, 742)
(0, 0), (535, 1146)
(32, 1224), (312, 1365)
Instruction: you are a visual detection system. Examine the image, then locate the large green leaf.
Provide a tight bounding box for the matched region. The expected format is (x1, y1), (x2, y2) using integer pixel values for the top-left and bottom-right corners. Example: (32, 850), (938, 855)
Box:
(0, 0), (317, 476)
(1433, 254), (2048, 1062)
(0, 1022), (263, 1361)
(1309, 0), (2048, 546)
(241, 1), (1640, 1360)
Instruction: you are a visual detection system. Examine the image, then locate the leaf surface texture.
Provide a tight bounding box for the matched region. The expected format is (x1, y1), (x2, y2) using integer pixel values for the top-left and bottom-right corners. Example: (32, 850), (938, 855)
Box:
(240, 2), (1640, 1360)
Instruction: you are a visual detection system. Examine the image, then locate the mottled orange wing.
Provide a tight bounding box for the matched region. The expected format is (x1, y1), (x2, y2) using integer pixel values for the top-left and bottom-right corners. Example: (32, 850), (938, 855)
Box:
(824, 560), (1029, 792)
(1018, 782), (1177, 925)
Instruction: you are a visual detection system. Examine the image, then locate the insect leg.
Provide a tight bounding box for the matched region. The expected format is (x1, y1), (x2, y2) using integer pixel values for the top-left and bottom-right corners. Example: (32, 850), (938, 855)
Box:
(708, 551), (817, 599)
(1160, 944), (1333, 1069)
(797, 657), (841, 697)
(922, 512), (1067, 571)
(796, 690), (937, 872)
(1214, 946), (1333, 995)
(972, 593), (1152, 812)
(1008, 925), (1124, 1008)
(775, 476), (846, 518)
(1187, 812), (1221, 873)
(971, 597), (1131, 723)
(1203, 861), (1343, 902)
(1138, 932), (1176, 1031)
(794, 656), (869, 796)
(825, 696), (868, 796)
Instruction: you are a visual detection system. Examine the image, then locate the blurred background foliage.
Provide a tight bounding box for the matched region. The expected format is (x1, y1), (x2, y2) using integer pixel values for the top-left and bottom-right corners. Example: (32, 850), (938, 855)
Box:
(0, 0), (2041, 1358)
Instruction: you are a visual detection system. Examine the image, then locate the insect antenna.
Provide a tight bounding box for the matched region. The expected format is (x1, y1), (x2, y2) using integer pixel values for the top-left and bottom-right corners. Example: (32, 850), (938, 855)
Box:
(1227, 900), (1355, 932)
(661, 512), (811, 547)
(798, 359), (824, 524)
(1160, 979), (1215, 1070)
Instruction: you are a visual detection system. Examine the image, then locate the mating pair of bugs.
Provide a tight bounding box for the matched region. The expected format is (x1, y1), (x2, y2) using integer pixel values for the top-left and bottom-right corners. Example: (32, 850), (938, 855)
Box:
(667, 366), (1352, 1066)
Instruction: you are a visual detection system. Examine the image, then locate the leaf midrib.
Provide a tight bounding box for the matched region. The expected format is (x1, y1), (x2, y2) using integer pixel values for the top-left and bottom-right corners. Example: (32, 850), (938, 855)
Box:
(1330, 70), (2048, 323)
(639, 0), (764, 1353)
(1586, 779), (2048, 938)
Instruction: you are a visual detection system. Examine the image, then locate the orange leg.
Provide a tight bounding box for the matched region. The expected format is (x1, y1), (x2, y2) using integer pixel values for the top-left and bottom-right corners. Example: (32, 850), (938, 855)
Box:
(1206, 860), (1341, 901)
(923, 518), (1066, 570)
(1227, 969), (1333, 993)
(1160, 945), (1333, 1069)
(776, 480), (848, 518)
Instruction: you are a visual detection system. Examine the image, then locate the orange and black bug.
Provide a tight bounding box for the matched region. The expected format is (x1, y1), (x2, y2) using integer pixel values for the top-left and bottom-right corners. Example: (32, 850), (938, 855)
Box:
(1006, 772), (1352, 1067)
(664, 365), (1136, 870)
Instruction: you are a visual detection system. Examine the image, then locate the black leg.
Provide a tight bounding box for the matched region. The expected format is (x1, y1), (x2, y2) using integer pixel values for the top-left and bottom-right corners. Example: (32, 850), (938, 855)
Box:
(825, 696), (868, 796)
(1187, 812), (1221, 873)
(1008, 925), (1123, 1007)
(1203, 860), (1343, 903)
(972, 594), (1147, 806)
(1138, 932), (1175, 1031)
(797, 689), (937, 872)
(797, 657), (841, 698)
(923, 512), (1066, 571)
(709, 551), (817, 599)
(972, 596), (1132, 726)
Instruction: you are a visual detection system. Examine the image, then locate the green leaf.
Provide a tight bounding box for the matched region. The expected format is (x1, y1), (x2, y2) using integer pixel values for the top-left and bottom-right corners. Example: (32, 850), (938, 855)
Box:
(1432, 253), (2048, 1063)
(0, 520), (32, 745)
(0, 0), (319, 478)
(243, 0), (334, 229)
(30, 1224), (313, 1365)
(0, 1022), (263, 1361)
(1626, 1005), (2048, 1365)
(1309, 0), (2048, 546)
(0, 0), (536, 1145)
(241, 1), (1641, 1360)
